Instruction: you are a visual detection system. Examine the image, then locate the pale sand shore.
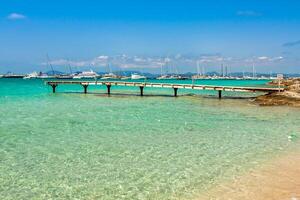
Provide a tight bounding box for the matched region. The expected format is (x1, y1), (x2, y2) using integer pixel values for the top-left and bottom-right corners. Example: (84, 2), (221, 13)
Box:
(197, 150), (300, 200)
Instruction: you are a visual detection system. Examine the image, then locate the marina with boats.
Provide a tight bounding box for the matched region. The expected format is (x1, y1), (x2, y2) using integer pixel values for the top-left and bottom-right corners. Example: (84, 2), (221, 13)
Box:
(0, 58), (282, 81)
(0, 70), (280, 81)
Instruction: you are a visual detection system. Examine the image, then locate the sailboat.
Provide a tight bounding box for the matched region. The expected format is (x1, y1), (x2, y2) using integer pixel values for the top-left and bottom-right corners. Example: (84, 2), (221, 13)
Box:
(252, 61), (256, 79)
(157, 60), (186, 80)
(192, 61), (206, 79)
(101, 63), (118, 79)
(46, 53), (56, 78)
(57, 61), (74, 79)
(157, 63), (170, 79)
(101, 73), (118, 79)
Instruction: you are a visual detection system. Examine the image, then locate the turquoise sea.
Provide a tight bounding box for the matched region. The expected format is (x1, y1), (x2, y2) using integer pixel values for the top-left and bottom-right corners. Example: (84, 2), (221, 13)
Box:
(0, 78), (299, 199)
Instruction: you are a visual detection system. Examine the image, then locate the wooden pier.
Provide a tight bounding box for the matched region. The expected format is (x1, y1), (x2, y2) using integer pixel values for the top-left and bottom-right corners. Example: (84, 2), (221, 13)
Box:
(46, 81), (284, 99)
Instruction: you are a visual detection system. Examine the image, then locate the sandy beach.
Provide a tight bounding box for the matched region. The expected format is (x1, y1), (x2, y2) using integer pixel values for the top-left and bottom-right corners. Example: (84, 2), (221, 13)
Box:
(198, 149), (300, 200)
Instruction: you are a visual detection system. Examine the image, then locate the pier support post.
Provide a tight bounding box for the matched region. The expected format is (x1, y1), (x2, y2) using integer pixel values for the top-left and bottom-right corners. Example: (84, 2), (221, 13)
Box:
(174, 88), (178, 97)
(139, 86), (144, 96)
(51, 84), (57, 93)
(106, 85), (111, 95)
(218, 90), (222, 99)
(83, 85), (88, 94)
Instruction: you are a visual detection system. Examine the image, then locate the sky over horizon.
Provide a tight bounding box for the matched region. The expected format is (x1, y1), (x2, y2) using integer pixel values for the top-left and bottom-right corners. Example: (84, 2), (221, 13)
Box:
(1, 0), (300, 74)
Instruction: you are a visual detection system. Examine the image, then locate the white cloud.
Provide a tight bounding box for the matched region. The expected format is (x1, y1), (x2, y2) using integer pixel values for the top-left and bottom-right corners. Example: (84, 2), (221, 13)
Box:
(43, 55), (163, 69)
(164, 57), (171, 63)
(244, 56), (284, 63)
(258, 56), (269, 61)
(270, 56), (284, 61)
(7, 13), (26, 20)
(43, 59), (90, 68)
(41, 54), (285, 72)
(257, 56), (284, 62)
(97, 55), (109, 60)
(198, 55), (225, 63)
(237, 10), (262, 17)
(133, 57), (146, 62)
(48, 59), (69, 66)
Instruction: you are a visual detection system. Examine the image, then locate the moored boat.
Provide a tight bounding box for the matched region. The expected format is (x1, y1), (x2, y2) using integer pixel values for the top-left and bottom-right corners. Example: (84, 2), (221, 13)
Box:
(24, 71), (55, 79)
(56, 74), (74, 79)
(157, 74), (187, 80)
(73, 70), (99, 79)
(120, 76), (130, 80)
(101, 73), (119, 80)
(3, 72), (24, 78)
(131, 73), (146, 80)
(23, 72), (39, 79)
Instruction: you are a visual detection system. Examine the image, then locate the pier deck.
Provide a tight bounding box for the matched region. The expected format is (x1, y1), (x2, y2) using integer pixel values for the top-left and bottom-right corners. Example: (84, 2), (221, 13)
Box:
(46, 81), (284, 98)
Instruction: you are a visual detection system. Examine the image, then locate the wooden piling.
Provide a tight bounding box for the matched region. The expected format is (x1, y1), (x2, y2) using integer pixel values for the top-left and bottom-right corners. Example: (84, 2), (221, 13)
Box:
(51, 84), (57, 93)
(174, 88), (178, 97)
(106, 84), (111, 95)
(140, 86), (144, 96)
(83, 85), (88, 94)
(218, 90), (222, 99)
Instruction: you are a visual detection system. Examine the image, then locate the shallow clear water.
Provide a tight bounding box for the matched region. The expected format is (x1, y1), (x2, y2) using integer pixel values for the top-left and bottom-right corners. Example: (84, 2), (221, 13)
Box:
(0, 79), (299, 199)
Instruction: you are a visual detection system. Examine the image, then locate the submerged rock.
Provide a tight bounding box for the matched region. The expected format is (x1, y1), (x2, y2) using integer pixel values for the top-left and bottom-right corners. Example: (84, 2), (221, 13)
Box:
(255, 78), (300, 107)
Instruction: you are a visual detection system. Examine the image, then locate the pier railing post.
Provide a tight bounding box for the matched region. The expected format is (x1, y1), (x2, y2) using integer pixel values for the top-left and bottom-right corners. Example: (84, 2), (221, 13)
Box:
(106, 84), (111, 95)
(140, 86), (144, 96)
(83, 85), (88, 94)
(218, 90), (222, 99)
(174, 88), (178, 97)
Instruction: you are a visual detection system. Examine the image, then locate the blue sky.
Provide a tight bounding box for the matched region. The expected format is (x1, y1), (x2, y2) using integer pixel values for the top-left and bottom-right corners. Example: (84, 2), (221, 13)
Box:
(1, 0), (300, 73)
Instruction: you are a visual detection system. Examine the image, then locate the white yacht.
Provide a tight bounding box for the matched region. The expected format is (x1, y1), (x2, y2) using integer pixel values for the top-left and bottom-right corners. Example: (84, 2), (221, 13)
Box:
(23, 72), (39, 79)
(73, 70), (99, 79)
(169, 74), (188, 80)
(38, 73), (52, 79)
(157, 75), (171, 80)
(131, 73), (146, 80)
(157, 74), (187, 80)
(120, 76), (130, 80)
(192, 74), (206, 79)
(101, 73), (118, 80)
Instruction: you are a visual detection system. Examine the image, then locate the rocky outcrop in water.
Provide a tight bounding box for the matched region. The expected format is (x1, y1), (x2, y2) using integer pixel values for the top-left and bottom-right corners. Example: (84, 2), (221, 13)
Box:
(255, 78), (300, 107)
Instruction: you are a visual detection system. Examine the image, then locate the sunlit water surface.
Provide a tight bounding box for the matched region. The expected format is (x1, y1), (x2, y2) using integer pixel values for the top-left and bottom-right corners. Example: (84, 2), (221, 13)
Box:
(0, 79), (299, 199)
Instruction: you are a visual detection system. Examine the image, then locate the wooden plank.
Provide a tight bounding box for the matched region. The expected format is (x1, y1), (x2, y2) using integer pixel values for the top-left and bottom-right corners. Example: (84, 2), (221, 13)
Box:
(46, 81), (284, 93)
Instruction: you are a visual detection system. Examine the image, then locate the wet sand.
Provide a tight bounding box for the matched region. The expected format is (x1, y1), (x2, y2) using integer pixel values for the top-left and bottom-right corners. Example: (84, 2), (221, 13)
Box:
(198, 150), (300, 200)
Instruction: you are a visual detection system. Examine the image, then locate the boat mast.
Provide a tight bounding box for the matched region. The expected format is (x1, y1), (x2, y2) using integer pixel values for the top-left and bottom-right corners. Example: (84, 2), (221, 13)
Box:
(174, 63), (179, 75)
(221, 63), (224, 77)
(108, 63), (112, 73)
(252, 61), (256, 78)
(196, 60), (200, 76)
(67, 58), (72, 74)
(46, 54), (55, 76)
